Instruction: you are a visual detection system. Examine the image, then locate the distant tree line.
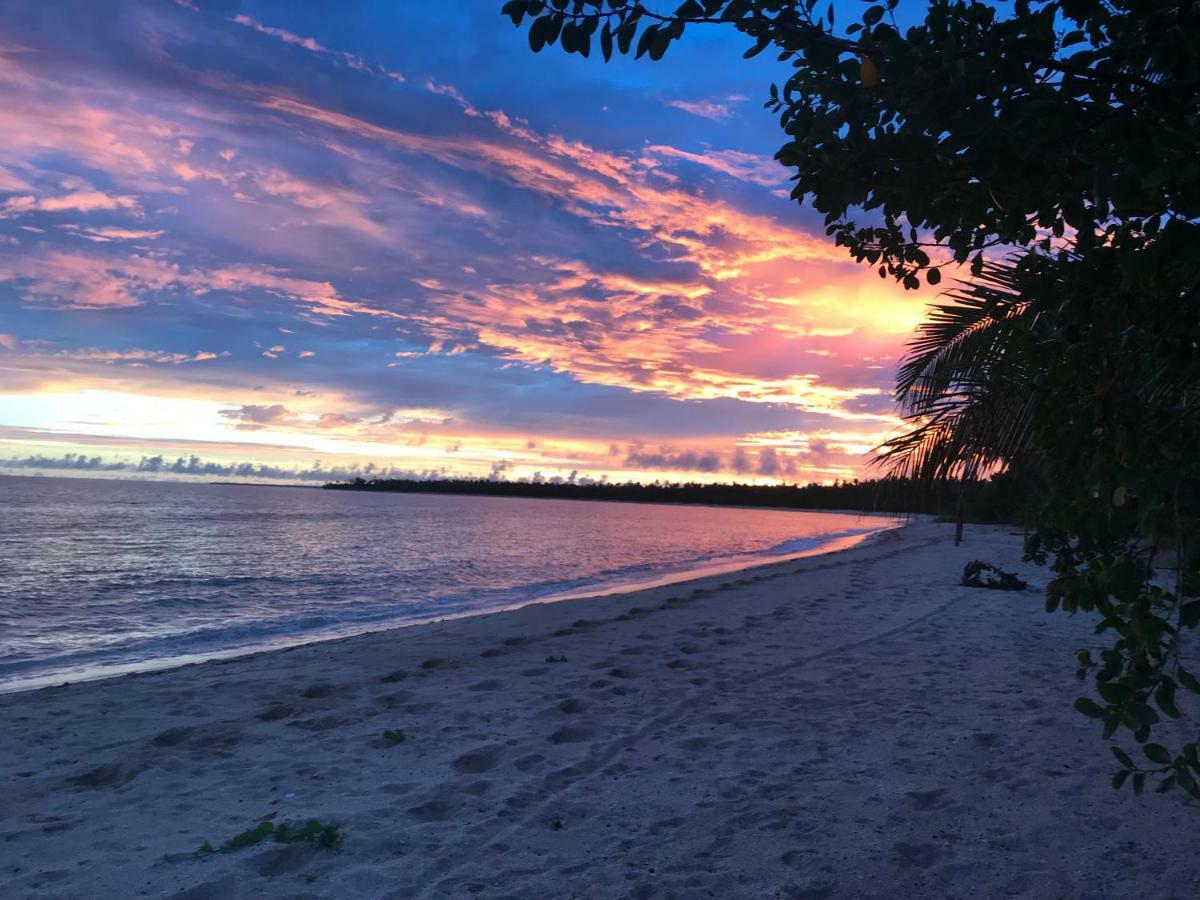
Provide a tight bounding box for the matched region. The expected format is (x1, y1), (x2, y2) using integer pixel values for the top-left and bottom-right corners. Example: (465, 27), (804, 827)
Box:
(324, 472), (1034, 524)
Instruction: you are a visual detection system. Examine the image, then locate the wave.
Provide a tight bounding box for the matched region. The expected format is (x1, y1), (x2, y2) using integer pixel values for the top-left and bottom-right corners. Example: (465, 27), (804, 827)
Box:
(0, 522), (890, 693)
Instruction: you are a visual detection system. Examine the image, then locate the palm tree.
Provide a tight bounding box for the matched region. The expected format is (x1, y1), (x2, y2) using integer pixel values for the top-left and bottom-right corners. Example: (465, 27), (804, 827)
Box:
(877, 262), (1043, 540)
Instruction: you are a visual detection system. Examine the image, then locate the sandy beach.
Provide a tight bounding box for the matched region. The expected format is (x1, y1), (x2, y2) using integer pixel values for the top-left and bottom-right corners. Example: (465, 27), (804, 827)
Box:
(2, 521), (1196, 899)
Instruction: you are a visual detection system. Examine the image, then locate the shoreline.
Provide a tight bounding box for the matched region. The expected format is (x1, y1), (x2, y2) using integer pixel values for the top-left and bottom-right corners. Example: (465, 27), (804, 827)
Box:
(3, 520), (1195, 898)
(0, 521), (902, 697)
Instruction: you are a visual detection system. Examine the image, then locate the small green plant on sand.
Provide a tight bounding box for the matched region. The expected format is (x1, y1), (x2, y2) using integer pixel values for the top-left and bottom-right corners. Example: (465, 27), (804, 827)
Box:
(382, 729), (406, 745)
(275, 820), (343, 851)
(195, 819), (343, 856)
(221, 820), (275, 852)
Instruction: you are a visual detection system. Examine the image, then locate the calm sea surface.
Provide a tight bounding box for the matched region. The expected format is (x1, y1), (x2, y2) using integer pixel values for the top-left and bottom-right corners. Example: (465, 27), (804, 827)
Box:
(0, 475), (898, 691)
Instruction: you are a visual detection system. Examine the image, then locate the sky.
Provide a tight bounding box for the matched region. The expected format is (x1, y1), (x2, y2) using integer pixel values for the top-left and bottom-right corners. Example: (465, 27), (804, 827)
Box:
(0, 0), (928, 486)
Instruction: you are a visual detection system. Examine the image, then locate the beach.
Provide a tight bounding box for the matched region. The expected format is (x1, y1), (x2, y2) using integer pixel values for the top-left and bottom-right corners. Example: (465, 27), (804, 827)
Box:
(1, 520), (1195, 899)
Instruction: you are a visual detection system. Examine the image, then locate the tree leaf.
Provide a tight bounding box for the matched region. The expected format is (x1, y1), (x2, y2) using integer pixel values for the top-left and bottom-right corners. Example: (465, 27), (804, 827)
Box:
(1143, 743), (1171, 765)
(1178, 668), (1200, 694)
(1074, 697), (1104, 719)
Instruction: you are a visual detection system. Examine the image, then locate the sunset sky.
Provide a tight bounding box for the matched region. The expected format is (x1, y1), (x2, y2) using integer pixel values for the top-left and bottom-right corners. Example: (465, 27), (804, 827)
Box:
(0, 1), (927, 485)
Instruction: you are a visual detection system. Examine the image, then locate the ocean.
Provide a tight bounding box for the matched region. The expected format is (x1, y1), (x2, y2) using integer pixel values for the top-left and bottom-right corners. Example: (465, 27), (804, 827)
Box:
(0, 475), (898, 692)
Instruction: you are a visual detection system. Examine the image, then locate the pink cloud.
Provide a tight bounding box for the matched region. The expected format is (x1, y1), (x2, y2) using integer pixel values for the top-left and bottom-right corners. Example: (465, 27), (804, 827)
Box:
(425, 78), (480, 116)
(2, 189), (142, 217)
(0, 165), (31, 192)
(642, 145), (781, 187)
(73, 226), (164, 243)
(666, 95), (748, 120)
(0, 248), (401, 318)
(0, 250), (182, 307)
(0, 31), (921, 464)
(232, 15), (380, 78)
(47, 347), (229, 366)
(245, 87), (915, 418)
(232, 15), (326, 53)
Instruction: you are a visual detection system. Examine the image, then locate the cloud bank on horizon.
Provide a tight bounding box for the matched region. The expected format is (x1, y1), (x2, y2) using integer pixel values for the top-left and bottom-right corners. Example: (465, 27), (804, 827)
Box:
(0, 1), (921, 485)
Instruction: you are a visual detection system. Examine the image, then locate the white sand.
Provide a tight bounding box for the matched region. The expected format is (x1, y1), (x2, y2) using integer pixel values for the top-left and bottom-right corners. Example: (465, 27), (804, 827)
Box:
(2, 521), (1196, 899)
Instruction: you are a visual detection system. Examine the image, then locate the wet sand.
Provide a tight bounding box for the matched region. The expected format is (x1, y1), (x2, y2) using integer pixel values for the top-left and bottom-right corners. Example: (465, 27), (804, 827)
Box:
(1, 521), (1195, 898)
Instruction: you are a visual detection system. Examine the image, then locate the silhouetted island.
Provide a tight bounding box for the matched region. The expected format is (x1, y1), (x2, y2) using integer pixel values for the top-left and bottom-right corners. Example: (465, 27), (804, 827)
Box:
(323, 474), (1029, 523)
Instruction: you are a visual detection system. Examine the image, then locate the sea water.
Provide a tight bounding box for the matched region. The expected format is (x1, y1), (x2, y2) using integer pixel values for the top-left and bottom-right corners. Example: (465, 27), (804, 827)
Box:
(0, 475), (898, 691)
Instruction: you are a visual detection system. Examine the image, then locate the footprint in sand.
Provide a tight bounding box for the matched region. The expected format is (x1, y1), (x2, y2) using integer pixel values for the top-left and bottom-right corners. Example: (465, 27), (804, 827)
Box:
(558, 698), (588, 714)
(406, 797), (458, 821)
(548, 725), (593, 744)
(452, 745), (504, 775)
(151, 726), (194, 747)
(780, 849), (811, 869)
(892, 841), (943, 868)
(514, 754), (546, 773)
(906, 789), (946, 811)
(374, 690), (412, 709)
(253, 843), (317, 877)
(68, 762), (141, 790)
(170, 875), (241, 899)
(257, 704), (294, 722)
(288, 715), (356, 732)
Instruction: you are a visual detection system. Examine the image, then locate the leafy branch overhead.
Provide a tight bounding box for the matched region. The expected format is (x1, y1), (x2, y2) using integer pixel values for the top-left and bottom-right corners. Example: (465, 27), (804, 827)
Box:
(502, 0), (1200, 801)
(502, 1), (1197, 289)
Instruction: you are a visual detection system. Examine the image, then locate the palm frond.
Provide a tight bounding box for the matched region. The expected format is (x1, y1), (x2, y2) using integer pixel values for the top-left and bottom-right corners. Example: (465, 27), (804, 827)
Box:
(878, 261), (1044, 484)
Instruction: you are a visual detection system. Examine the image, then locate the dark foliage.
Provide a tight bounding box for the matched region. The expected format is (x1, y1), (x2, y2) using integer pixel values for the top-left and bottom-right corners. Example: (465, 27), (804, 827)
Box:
(325, 473), (1031, 523)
